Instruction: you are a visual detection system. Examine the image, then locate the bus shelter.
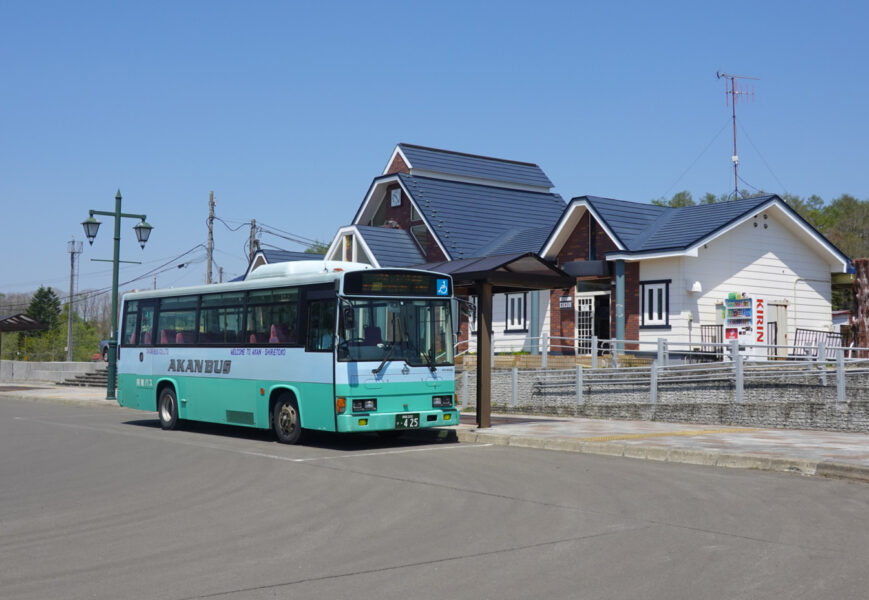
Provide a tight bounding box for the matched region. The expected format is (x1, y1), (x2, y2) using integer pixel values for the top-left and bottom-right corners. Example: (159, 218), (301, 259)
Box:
(416, 253), (573, 428)
(0, 313), (49, 357)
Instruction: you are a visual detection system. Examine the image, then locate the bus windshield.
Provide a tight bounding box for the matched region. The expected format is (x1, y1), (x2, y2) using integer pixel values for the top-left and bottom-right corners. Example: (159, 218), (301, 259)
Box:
(337, 298), (454, 367)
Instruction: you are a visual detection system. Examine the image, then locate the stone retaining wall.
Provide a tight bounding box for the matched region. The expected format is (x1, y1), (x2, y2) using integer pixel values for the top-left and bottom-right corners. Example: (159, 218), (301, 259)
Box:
(0, 360), (102, 383)
(457, 368), (869, 432)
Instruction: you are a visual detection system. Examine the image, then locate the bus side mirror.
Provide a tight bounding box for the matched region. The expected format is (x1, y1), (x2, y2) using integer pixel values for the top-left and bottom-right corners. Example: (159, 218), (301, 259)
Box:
(343, 307), (355, 329)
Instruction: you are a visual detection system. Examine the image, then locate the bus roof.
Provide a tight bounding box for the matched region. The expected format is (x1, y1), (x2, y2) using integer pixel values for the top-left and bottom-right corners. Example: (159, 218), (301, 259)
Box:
(121, 261), (370, 302)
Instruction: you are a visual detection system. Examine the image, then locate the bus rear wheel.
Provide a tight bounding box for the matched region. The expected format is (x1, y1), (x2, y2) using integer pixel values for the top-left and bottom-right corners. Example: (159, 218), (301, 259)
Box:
(272, 394), (303, 444)
(158, 387), (179, 430)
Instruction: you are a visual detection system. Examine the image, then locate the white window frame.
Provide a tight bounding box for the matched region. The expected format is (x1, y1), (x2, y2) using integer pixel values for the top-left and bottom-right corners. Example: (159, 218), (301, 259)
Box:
(640, 280), (670, 328)
(504, 292), (528, 333)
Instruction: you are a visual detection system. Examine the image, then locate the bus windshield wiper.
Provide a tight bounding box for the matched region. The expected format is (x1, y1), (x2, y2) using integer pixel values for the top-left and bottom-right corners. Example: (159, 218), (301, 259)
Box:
(421, 350), (437, 373)
(372, 342), (395, 376)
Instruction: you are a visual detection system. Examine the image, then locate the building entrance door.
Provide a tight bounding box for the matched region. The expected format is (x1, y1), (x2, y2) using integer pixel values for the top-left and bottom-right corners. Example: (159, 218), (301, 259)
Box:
(576, 292), (610, 354)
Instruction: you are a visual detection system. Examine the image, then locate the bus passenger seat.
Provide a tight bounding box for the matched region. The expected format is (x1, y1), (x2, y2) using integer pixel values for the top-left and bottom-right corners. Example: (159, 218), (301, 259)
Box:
(364, 326), (382, 346)
(269, 324), (280, 343)
(143, 331), (151, 345)
(160, 329), (170, 345)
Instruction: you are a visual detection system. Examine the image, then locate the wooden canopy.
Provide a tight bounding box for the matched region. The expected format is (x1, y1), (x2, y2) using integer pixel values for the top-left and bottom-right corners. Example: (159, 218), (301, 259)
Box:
(416, 253), (573, 427)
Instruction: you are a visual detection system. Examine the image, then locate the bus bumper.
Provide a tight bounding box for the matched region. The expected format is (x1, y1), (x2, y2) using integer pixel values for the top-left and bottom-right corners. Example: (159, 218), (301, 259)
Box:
(336, 409), (459, 433)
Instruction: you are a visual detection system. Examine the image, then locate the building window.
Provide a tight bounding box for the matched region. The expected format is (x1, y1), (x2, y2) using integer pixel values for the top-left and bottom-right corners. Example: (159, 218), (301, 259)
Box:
(468, 295), (478, 334)
(410, 224), (428, 255)
(640, 280), (670, 328)
(390, 188), (401, 207)
(505, 292), (528, 332)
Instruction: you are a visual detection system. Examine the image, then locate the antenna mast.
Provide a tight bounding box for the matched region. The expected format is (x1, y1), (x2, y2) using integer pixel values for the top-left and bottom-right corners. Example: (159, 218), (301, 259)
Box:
(716, 71), (758, 199)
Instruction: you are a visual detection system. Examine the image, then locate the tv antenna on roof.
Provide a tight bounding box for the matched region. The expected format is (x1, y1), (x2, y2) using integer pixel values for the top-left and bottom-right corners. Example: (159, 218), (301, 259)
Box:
(716, 71), (758, 199)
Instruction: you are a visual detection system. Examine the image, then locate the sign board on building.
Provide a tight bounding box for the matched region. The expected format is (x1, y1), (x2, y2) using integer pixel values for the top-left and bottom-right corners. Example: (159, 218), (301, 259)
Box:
(559, 296), (573, 309)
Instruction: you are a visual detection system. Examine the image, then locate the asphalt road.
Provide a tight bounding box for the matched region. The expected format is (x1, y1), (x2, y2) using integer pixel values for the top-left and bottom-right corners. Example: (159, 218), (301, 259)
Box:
(1, 398), (868, 600)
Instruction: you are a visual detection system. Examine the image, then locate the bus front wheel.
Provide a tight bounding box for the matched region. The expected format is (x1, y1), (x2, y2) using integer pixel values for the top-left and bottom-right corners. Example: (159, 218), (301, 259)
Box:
(158, 387), (179, 430)
(272, 394), (303, 444)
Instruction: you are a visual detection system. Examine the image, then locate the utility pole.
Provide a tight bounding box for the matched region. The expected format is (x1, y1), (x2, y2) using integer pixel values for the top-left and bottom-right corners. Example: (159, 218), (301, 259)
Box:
(206, 191), (215, 284)
(716, 71), (758, 199)
(249, 218), (258, 262)
(66, 237), (83, 361)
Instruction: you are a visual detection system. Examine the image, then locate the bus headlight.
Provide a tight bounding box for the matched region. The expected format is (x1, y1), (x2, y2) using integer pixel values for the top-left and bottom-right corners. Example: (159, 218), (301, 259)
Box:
(432, 395), (453, 408)
(352, 399), (377, 412)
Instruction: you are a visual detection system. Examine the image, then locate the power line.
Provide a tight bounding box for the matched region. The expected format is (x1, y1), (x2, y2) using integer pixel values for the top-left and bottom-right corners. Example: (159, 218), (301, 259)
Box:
(660, 118), (731, 199)
(0, 244), (208, 313)
(737, 121), (789, 196)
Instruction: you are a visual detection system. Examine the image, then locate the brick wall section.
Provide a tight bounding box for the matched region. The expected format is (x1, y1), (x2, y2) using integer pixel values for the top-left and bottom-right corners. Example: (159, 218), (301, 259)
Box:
(549, 212), (639, 345)
(384, 153), (410, 175)
(379, 184), (447, 263)
(383, 184), (412, 230)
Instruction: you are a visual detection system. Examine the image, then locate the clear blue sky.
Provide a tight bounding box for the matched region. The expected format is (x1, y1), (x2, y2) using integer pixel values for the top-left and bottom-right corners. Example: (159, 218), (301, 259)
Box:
(2, 1), (867, 297)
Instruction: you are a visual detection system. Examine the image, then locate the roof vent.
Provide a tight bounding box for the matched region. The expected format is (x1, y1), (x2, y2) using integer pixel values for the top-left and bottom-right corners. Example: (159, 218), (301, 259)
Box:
(247, 260), (370, 280)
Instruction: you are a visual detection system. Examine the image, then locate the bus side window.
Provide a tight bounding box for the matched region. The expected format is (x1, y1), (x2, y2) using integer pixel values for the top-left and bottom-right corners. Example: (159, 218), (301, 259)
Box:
(307, 300), (335, 352)
(140, 304), (156, 346)
(122, 301), (139, 346)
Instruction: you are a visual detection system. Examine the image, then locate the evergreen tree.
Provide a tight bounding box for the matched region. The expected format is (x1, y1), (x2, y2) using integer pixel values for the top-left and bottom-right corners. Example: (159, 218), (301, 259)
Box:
(26, 286), (62, 332)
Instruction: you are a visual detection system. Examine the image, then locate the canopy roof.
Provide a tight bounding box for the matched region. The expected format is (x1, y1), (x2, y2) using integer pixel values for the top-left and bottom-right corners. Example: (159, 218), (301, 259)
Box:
(414, 252), (572, 294)
(0, 313), (48, 333)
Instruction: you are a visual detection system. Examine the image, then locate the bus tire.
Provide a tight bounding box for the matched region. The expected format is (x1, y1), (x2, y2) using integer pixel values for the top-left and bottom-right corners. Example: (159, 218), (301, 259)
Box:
(158, 387), (179, 431)
(272, 393), (303, 444)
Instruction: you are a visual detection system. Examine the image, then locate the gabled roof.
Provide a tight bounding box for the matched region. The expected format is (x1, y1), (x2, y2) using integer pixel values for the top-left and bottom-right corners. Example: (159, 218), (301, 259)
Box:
(389, 143), (553, 190)
(542, 194), (851, 272)
(583, 194), (774, 252)
(394, 173), (566, 260)
(354, 225), (424, 267)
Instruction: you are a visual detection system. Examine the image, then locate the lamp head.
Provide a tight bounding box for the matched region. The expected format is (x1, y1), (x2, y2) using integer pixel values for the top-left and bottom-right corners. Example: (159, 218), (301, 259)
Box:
(133, 220), (153, 249)
(81, 216), (101, 245)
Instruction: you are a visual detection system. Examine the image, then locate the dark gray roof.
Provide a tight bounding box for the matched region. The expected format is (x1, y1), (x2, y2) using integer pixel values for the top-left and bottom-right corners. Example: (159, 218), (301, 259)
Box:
(0, 313), (47, 333)
(354, 225), (424, 267)
(260, 249), (324, 263)
(398, 173), (565, 260)
(413, 252), (572, 293)
(398, 143), (553, 189)
(582, 195), (779, 253)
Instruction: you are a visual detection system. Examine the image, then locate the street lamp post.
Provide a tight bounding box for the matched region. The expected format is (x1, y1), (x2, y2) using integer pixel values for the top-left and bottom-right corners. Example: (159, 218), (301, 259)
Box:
(82, 190), (153, 400)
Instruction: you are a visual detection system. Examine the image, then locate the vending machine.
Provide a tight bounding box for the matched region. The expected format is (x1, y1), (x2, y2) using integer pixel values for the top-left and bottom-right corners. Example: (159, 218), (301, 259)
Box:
(723, 293), (768, 360)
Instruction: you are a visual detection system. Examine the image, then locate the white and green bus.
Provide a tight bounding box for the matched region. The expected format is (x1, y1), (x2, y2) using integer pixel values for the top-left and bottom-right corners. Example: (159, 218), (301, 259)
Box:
(116, 261), (457, 443)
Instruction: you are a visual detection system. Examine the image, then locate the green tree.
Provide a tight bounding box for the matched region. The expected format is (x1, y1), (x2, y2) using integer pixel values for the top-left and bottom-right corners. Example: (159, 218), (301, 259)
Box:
(305, 241), (329, 255)
(781, 194), (825, 225)
(652, 190), (695, 207)
(821, 194), (869, 259)
(25, 286), (61, 332)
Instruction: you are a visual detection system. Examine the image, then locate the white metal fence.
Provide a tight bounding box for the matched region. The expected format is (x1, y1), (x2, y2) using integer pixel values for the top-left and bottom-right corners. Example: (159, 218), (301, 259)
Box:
(456, 333), (868, 369)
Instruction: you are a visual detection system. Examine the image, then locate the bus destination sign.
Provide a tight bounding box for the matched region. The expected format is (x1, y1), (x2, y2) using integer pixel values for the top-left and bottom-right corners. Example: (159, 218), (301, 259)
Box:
(343, 270), (452, 297)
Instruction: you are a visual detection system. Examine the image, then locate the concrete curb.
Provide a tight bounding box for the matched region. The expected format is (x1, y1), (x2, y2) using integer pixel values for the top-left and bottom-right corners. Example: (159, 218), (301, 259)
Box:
(815, 461), (869, 483)
(456, 429), (869, 483)
(0, 391), (120, 409)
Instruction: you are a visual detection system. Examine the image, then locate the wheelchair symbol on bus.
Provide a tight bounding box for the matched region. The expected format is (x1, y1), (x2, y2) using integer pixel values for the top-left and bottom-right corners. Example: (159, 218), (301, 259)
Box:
(436, 279), (449, 296)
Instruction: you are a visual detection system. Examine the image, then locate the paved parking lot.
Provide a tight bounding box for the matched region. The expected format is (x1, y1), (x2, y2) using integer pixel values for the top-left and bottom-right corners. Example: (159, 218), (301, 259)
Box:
(2, 396), (868, 600)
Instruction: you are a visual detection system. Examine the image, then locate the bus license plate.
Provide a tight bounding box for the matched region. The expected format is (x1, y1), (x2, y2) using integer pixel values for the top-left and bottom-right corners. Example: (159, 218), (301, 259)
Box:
(395, 413), (420, 429)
